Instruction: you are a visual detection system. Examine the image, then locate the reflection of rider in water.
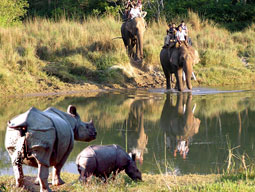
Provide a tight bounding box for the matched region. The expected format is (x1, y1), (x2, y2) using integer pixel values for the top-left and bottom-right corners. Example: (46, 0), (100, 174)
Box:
(174, 138), (189, 159)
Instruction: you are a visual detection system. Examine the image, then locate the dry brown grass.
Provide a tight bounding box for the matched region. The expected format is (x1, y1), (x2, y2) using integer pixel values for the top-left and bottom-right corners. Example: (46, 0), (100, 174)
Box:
(0, 12), (255, 96)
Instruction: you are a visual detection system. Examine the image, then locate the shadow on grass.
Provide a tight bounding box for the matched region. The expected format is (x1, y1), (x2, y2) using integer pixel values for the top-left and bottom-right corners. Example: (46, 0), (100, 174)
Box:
(35, 44), (138, 87)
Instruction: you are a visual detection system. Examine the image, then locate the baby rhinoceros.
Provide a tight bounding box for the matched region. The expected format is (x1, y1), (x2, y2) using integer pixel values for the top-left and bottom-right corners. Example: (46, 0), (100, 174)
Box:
(76, 144), (142, 182)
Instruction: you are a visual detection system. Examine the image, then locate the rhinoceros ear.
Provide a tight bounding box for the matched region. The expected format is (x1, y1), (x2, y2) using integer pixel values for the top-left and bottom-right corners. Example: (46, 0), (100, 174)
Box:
(131, 153), (136, 161)
(129, 153), (136, 161)
(67, 105), (77, 117)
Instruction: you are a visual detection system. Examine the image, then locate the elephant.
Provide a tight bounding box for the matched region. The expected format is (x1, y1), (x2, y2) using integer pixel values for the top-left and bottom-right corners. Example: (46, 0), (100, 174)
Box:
(5, 105), (97, 192)
(121, 17), (146, 60)
(160, 45), (200, 91)
(160, 93), (200, 159)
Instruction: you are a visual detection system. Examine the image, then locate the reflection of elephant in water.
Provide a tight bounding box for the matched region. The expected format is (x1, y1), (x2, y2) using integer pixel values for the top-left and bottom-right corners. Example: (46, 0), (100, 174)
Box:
(160, 93), (200, 158)
(121, 17), (146, 60)
(123, 99), (148, 164)
(160, 45), (200, 91)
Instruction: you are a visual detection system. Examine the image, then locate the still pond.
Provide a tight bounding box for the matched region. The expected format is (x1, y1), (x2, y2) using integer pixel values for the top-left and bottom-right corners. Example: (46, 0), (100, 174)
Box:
(1, 87), (255, 176)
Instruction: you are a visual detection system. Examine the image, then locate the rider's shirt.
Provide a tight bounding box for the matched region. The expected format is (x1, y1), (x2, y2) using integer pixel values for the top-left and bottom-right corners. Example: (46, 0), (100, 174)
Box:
(176, 30), (186, 41)
(130, 7), (141, 19)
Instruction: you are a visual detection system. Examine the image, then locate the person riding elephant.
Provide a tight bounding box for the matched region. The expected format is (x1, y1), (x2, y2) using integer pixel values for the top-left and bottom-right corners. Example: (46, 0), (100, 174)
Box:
(125, 0), (136, 19)
(121, 11), (146, 61)
(160, 44), (200, 91)
(176, 26), (189, 48)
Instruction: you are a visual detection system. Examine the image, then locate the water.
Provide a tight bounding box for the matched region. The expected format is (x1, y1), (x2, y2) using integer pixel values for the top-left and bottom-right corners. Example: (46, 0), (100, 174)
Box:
(1, 87), (255, 176)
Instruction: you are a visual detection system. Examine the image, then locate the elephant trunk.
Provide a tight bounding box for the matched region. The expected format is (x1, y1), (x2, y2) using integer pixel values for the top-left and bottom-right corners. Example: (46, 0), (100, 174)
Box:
(184, 58), (193, 90)
(137, 32), (143, 60)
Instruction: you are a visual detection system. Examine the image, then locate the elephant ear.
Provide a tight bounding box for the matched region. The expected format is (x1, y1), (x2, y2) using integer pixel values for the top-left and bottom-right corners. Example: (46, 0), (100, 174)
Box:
(125, 20), (137, 35)
(67, 105), (77, 117)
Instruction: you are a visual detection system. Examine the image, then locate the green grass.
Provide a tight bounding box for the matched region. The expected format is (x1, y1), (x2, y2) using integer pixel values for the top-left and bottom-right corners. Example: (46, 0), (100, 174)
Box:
(0, 12), (255, 96)
(1, 171), (255, 192)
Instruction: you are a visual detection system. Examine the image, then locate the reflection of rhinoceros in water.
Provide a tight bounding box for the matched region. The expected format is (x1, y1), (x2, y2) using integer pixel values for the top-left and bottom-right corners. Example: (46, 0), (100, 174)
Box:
(5, 105), (97, 192)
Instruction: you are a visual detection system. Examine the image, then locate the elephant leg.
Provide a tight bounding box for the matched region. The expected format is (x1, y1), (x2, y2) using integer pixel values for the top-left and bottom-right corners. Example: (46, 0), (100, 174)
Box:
(170, 73), (175, 83)
(176, 68), (184, 91)
(127, 38), (132, 57)
(13, 164), (24, 187)
(162, 66), (171, 89)
(38, 164), (51, 192)
(131, 39), (136, 59)
(177, 93), (184, 114)
(186, 93), (193, 113)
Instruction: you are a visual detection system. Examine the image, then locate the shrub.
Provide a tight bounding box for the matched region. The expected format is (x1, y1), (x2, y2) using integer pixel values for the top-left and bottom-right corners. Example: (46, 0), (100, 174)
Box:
(0, 0), (28, 27)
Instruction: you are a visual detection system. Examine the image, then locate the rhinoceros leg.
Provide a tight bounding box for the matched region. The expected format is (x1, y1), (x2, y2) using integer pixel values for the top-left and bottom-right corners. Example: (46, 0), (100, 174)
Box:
(79, 169), (87, 183)
(13, 164), (24, 187)
(78, 157), (96, 183)
(34, 176), (40, 185)
(10, 136), (26, 187)
(52, 139), (73, 186)
(52, 166), (65, 185)
(37, 164), (51, 192)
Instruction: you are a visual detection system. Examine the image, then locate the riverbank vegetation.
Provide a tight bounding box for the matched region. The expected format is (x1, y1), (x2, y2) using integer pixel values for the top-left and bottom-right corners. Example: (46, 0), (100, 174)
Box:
(1, 170), (255, 191)
(0, 11), (255, 96)
(1, 0), (255, 96)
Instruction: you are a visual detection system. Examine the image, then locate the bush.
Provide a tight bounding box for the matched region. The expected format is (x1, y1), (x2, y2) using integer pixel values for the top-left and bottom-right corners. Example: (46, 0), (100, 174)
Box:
(0, 0), (28, 27)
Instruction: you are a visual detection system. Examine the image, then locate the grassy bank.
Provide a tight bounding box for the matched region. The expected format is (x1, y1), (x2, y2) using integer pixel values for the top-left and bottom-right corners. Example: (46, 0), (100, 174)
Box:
(0, 12), (255, 96)
(1, 171), (255, 192)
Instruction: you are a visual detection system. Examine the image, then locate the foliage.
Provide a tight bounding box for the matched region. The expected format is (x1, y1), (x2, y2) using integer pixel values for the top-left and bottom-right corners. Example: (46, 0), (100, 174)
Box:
(161, 0), (255, 31)
(27, 0), (122, 19)
(24, 0), (255, 31)
(0, 0), (28, 27)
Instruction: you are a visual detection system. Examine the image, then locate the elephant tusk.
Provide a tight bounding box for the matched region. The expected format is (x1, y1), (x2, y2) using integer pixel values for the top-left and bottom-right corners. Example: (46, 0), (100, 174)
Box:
(141, 11), (147, 18)
(182, 71), (186, 81)
(183, 104), (186, 114)
(112, 37), (122, 40)
(192, 103), (197, 114)
(192, 72), (197, 81)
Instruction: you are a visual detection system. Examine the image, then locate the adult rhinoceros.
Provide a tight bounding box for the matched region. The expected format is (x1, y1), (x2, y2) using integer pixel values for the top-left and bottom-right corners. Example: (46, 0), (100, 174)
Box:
(5, 105), (97, 192)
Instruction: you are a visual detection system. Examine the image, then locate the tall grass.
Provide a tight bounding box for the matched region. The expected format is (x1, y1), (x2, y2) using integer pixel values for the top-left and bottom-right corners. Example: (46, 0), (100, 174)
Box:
(0, 12), (255, 96)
